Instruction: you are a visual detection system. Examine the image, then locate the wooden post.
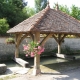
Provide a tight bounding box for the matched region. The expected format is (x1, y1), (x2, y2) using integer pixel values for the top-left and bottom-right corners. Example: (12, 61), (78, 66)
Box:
(53, 34), (67, 56)
(58, 34), (61, 54)
(58, 43), (61, 54)
(40, 33), (53, 46)
(33, 32), (41, 75)
(15, 45), (19, 58)
(15, 34), (19, 58)
(15, 33), (23, 58)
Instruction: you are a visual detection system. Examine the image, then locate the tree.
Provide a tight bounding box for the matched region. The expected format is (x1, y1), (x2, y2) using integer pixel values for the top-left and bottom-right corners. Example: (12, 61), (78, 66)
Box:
(53, 4), (70, 15)
(0, 0), (28, 28)
(0, 18), (9, 35)
(53, 4), (80, 20)
(70, 5), (80, 20)
(26, 6), (36, 17)
(59, 5), (70, 15)
(35, 0), (47, 13)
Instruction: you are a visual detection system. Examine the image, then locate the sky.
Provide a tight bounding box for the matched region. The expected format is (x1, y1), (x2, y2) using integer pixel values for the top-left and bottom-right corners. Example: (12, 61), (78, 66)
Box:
(24, 0), (80, 8)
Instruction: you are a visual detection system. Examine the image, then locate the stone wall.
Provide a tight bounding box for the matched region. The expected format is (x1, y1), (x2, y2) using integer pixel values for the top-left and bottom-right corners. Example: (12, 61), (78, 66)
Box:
(44, 38), (80, 51)
(0, 38), (15, 61)
(0, 37), (80, 61)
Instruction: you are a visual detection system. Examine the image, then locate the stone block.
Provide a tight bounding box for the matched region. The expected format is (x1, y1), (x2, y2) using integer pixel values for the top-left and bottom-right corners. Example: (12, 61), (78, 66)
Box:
(0, 64), (7, 74)
(14, 58), (29, 68)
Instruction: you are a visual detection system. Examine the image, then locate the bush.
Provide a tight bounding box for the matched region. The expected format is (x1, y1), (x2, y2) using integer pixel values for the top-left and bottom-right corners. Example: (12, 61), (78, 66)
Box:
(0, 18), (9, 35)
(5, 37), (15, 44)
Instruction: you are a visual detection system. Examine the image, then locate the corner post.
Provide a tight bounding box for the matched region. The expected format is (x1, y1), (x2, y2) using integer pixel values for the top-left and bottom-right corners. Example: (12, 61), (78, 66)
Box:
(33, 32), (41, 75)
(58, 34), (61, 54)
(15, 34), (19, 58)
(58, 43), (61, 54)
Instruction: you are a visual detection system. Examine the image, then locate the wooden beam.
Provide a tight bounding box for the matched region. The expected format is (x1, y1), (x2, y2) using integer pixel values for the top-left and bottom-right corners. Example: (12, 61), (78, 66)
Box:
(52, 34), (58, 43)
(17, 33), (22, 47)
(60, 34), (67, 43)
(57, 34), (67, 54)
(52, 34), (67, 44)
(58, 34), (61, 43)
(75, 34), (80, 37)
(29, 32), (34, 41)
(15, 33), (24, 58)
(40, 33), (53, 46)
(19, 34), (28, 44)
(53, 34), (67, 54)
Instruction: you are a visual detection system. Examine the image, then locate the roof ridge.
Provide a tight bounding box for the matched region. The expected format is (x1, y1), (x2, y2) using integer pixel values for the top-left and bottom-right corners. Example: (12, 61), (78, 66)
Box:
(30, 6), (50, 31)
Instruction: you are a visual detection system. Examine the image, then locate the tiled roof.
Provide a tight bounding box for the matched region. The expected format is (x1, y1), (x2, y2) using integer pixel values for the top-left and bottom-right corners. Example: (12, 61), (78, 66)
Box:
(7, 5), (80, 34)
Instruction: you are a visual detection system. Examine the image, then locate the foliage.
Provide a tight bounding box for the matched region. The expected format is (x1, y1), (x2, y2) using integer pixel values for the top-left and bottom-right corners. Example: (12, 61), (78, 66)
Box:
(26, 6), (36, 17)
(70, 5), (80, 20)
(53, 4), (70, 15)
(53, 4), (80, 20)
(5, 37), (15, 44)
(35, 0), (47, 13)
(59, 5), (70, 15)
(66, 35), (76, 38)
(23, 41), (44, 57)
(0, 74), (16, 80)
(0, 18), (9, 35)
(0, 0), (28, 28)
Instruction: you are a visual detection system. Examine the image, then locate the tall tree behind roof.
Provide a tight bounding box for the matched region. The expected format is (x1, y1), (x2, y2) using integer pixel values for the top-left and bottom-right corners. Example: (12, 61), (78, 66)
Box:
(53, 4), (70, 15)
(71, 5), (80, 20)
(7, 0), (27, 9)
(35, 0), (47, 13)
(59, 5), (70, 15)
(53, 3), (80, 20)
(0, 0), (28, 28)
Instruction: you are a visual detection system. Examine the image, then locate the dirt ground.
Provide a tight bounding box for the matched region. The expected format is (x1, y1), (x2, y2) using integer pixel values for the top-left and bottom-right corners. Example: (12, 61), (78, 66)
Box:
(1, 59), (80, 80)
(9, 60), (80, 80)
(9, 67), (80, 80)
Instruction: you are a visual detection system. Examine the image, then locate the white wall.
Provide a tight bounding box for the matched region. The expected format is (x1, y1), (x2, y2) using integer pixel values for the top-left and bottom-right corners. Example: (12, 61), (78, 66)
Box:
(0, 37), (80, 54)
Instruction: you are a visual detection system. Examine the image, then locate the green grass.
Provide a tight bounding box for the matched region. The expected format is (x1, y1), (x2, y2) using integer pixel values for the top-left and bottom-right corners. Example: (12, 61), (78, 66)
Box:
(0, 74), (17, 80)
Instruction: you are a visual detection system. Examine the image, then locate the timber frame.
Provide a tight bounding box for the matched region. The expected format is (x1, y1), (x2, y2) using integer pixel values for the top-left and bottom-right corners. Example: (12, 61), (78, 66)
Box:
(7, 3), (80, 75)
(14, 31), (68, 75)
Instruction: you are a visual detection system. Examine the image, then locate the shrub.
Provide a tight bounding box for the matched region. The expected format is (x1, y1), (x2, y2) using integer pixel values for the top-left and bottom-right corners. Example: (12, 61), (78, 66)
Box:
(0, 18), (9, 35)
(5, 37), (15, 44)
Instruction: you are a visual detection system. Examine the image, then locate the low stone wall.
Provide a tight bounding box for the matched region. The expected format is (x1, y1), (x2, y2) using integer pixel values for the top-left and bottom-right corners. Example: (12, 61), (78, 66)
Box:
(0, 37), (80, 61)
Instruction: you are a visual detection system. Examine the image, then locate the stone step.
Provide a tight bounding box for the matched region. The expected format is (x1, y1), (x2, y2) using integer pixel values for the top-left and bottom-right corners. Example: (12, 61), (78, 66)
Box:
(14, 58), (29, 68)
